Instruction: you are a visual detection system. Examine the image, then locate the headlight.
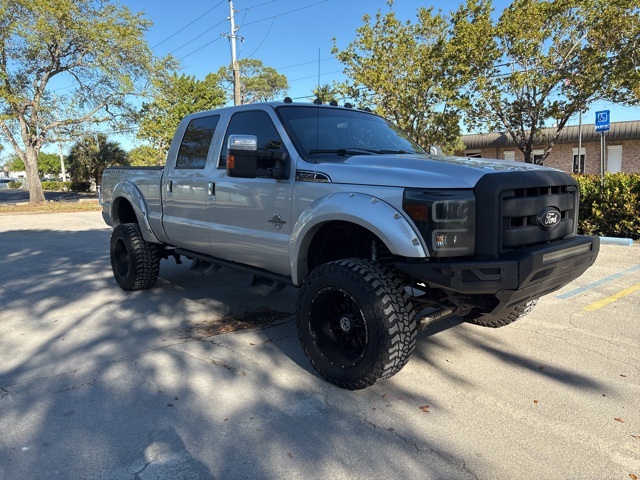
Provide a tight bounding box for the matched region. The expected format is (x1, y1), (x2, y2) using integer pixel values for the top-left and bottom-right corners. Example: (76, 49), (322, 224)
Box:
(403, 189), (476, 257)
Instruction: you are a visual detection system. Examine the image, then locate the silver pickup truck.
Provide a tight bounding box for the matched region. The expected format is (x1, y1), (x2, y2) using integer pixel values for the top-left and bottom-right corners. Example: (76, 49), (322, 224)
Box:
(102, 100), (599, 390)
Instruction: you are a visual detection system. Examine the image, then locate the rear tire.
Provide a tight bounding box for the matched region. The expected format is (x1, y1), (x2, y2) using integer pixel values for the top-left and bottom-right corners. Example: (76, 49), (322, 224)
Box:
(464, 300), (537, 328)
(110, 223), (160, 291)
(296, 259), (416, 390)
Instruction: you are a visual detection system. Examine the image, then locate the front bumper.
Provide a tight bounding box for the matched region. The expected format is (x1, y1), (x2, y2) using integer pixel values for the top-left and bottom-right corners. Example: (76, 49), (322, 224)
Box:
(395, 235), (600, 318)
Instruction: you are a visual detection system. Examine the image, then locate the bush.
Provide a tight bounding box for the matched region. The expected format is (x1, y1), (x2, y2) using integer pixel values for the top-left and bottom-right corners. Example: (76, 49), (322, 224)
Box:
(8, 181), (22, 189)
(70, 181), (92, 192)
(41, 181), (67, 191)
(573, 173), (640, 239)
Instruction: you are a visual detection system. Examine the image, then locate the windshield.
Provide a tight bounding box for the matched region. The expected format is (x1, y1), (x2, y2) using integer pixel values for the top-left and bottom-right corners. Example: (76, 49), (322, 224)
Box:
(276, 106), (425, 161)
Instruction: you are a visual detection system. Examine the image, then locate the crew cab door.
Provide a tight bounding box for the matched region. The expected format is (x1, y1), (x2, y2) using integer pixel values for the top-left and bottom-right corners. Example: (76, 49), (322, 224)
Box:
(162, 114), (221, 252)
(208, 108), (294, 276)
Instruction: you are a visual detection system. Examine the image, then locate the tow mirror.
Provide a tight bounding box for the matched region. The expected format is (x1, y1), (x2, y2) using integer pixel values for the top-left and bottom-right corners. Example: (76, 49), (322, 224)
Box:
(226, 134), (287, 179)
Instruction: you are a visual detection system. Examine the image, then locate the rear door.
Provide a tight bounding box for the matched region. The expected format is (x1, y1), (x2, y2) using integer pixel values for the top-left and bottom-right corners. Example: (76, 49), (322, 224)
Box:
(162, 114), (221, 252)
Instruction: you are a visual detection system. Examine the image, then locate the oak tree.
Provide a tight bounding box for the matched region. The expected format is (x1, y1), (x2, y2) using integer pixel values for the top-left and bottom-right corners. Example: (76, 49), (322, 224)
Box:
(450, 0), (640, 163)
(333, 4), (465, 153)
(137, 72), (226, 157)
(217, 59), (288, 105)
(0, 0), (161, 202)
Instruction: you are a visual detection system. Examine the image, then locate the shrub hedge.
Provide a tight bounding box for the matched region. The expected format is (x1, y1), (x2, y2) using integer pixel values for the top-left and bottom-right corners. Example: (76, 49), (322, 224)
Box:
(574, 173), (640, 240)
(41, 181), (72, 191)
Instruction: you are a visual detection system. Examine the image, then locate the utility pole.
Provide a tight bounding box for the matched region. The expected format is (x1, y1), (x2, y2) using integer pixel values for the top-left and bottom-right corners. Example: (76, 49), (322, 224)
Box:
(53, 94), (68, 182)
(228, 0), (241, 105)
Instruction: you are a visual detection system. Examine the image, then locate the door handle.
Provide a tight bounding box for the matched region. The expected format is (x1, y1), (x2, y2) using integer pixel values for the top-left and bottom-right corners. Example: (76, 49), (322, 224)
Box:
(208, 182), (215, 197)
(166, 180), (173, 193)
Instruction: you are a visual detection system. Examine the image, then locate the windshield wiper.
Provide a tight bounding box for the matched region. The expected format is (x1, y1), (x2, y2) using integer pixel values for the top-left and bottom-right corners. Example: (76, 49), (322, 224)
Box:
(308, 147), (421, 156)
(372, 149), (421, 154)
(308, 148), (373, 156)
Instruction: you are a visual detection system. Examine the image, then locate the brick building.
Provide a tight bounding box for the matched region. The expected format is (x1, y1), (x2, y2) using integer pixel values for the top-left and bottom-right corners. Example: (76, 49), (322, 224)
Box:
(461, 121), (640, 174)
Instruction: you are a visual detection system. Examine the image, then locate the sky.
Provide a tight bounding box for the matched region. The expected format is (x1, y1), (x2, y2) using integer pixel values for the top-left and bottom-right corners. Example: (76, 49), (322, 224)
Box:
(127, 0), (639, 124)
(7, 0), (640, 156)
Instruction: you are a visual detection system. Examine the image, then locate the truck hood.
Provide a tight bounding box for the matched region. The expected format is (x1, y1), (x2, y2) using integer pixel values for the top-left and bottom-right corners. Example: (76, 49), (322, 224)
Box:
(304, 154), (549, 189)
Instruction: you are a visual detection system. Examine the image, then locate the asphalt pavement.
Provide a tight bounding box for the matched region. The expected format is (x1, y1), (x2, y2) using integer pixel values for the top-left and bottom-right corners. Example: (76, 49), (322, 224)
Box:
(0, 211), (638, 479)
(0, 189), (97, 204)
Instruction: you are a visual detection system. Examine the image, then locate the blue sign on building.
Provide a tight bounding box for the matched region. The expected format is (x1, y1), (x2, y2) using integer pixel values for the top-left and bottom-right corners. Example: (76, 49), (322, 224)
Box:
(595, 110), (610, 132)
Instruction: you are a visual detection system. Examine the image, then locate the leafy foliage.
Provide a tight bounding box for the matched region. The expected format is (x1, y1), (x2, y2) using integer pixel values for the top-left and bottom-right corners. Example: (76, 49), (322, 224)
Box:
(312, 84), (337, 104)
(0, 0), (164, 202)
(41, 181), (71, 191)
(450, 0), (640, 163)
(332, 4), (465, 154)
(575, 173), (640, 239)
(137, 72), (225, 156)
(66, 134), (128, 185)
(127, 145), (165, 167)
(217, 59), (288, 105)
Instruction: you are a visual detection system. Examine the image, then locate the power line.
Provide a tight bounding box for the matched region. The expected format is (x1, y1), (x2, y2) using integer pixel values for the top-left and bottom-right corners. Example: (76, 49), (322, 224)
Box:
(240, 0), (327, 27)
(169, 19), (226, 55)
(243, 17), (276, 59)
(276, 57), (335, 70)
(179, 36), (224, 61)
(151, 0), (226, 49)
(236, 0), (277, 12)
(288, 69), (342, 83)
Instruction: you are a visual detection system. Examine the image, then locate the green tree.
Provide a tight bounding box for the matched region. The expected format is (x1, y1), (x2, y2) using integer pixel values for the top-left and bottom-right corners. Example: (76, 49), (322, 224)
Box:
(0, 0), (164, 202)
(450, 0), (640, 164)
(137, 72), (225, 157)
(5, 156), (25, 172)
(67, 134), (127, 185)
(218, 59), (288, 104)
(311, 84), (337, 104)
(333, 4), (464, 153)
(38, 152), (61, 178)
(128, 145), (165, 167)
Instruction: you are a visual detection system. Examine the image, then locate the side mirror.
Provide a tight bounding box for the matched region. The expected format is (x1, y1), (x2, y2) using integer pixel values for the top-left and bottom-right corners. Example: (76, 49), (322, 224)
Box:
(226, 134), (287, 179)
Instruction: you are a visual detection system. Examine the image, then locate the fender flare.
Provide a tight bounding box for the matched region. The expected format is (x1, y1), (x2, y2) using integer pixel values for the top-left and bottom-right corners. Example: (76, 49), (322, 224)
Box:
(110, 181), (161, 244)
(289, 192), (428, 285)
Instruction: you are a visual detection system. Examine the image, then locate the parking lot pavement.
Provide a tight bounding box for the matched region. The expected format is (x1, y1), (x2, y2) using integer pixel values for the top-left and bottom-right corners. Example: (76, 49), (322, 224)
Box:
(0, 189), (97, 204)
(0, 211), (638, 480)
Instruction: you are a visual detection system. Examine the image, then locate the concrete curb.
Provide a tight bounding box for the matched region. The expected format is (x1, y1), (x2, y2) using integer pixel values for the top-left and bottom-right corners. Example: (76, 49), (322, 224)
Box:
(599, 236), (634, 246)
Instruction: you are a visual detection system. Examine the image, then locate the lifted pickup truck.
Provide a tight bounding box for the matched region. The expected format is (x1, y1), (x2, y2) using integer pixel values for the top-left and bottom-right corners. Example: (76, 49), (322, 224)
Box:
(102, 100), (599, 390)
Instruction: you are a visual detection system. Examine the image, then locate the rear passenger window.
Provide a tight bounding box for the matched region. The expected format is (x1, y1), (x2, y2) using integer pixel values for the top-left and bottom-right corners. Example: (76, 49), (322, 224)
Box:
(176, 115), (219, 169)
(219, 110), (283, 167)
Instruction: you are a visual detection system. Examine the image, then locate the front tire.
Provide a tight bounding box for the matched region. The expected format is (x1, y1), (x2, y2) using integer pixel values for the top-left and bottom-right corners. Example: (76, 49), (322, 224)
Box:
(110, 223), (160, 291)
(296, 259), (416, 390)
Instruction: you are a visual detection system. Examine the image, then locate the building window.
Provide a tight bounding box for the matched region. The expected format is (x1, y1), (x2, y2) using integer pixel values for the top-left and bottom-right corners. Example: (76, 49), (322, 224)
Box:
(532, 149), (545, 165)
(572, 147), (585, 174)
(504, 151), (515, 161)
(466, 150), (481, 158)
(607, 145), (622, 173)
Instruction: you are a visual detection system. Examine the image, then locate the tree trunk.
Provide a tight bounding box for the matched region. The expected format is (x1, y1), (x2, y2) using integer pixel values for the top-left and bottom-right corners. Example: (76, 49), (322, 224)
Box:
(25, 146), (46, 203)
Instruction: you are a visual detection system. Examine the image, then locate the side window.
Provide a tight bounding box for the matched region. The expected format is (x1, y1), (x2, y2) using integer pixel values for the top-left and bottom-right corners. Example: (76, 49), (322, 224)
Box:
(219, 110), (283, 167)
(176, 115), (220, 169)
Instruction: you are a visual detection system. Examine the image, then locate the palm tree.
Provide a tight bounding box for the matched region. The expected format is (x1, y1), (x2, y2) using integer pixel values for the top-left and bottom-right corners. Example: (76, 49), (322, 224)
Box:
(312, 84), (337, 104)
(67, 134), (128, 186)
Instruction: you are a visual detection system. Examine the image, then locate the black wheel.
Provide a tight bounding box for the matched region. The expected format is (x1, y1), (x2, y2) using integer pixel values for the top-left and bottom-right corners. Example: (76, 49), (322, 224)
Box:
(465, 300), (537, 328)
(110, 223), (160, 291)
(296, 259), (416, 390)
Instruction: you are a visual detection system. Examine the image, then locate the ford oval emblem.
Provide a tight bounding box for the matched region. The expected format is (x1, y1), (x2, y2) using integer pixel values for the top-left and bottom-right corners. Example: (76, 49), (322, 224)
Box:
(537, 207), (561, 230)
